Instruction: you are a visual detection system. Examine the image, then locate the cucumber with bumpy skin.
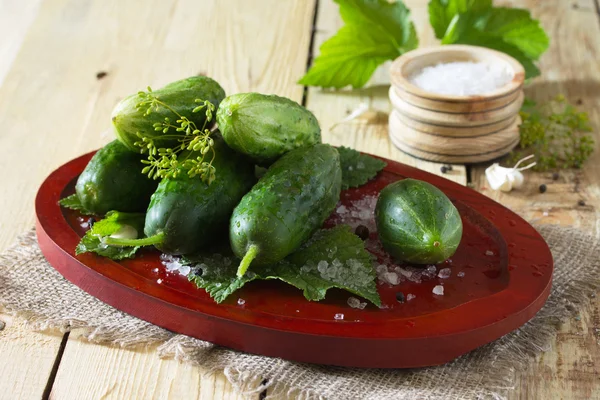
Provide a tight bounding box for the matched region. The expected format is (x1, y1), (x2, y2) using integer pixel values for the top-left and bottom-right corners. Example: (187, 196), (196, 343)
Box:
(216, 93), (321, 164)
(103, 135), (255, 255)
(74, 140), (158, 214)
(375, 179), (463, 264)
(112, 76), (226, 151)
(230, 144), (342, 276)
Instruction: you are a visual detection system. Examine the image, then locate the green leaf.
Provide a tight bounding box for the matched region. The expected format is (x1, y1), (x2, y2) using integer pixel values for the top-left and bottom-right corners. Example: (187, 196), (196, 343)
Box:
(430, 1), (549, 79)
(428, 0), (492, 39)
(337, 146), (386, 190)
(75, 211), (146, 260)
(337, 0), (418, 52)
(298, 26), (399, 89)
(477, 7), (548, 60)
(58, 194), (95, 215)
(299, 0), (418, 89)
(187, 225), (381, 306)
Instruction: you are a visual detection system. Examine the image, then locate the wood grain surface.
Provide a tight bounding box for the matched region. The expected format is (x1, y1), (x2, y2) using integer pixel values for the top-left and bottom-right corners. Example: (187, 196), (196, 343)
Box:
(0, 0), (598, 399)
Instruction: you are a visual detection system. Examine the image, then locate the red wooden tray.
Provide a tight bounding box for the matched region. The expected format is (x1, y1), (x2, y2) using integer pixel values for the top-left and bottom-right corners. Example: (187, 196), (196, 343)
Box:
(35, 151), (553, 368)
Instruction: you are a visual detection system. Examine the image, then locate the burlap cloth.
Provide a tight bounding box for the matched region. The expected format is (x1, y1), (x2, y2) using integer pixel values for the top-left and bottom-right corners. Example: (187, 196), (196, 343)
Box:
(1, 225), (599, 399)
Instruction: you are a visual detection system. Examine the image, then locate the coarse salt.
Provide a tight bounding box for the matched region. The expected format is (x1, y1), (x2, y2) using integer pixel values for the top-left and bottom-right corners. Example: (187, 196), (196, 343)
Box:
(334, 313), (344, 320)
(438, 268), (451, 279)
(432, 285), (444, 295)
(409, 62), (514, 96)
(406, 293), (416, 301)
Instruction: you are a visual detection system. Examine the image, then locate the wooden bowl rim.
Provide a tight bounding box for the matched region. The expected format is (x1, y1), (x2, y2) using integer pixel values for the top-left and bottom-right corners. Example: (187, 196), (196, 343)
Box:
(390, 45), (526, 102)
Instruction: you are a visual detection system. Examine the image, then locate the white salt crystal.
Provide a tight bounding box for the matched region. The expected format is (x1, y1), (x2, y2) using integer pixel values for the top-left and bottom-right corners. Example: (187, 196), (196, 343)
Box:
(179, 265), (191, 277)
(317, 260), (329, 274)
(157, 279), (163, 284)
(426, 265), (437, 274)
(438, 268), (451, 279)
(336, 205), (347, 213)
(457, 271), (465, 278)
(432, 285), (444, 295)
(406, 293), (416, 301)
(347, 297), (361, 308)
(334, 313), (344, 320)
(395, 267), (413, 278)
(384, 271), (400, 285)
(485, 250), (494, 256)
(410, 61), (514, 96)
(376, 264), (388, 275)
(357, 301), (367, 310)
(237, 298), (246, 306)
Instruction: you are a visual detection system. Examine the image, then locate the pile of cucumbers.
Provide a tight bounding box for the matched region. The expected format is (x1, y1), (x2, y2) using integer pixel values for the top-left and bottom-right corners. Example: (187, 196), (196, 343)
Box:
(64, 75), (463, 288)
(68, 76), (338, 277)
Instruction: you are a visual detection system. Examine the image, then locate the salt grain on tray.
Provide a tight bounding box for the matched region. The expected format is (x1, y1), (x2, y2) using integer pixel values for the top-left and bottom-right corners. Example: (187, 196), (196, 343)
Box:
(432, 285), (444, 296)
(409, 61), (514, 96)
(438, 268), (451, 279)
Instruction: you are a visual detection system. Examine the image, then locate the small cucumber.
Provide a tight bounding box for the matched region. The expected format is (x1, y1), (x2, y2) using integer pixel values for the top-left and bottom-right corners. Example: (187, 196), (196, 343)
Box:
(375, 179), (463, 264)
(75, 140), (158, 214)
(105, 135), (255, 254)
(230, 144), (342, 276)
(216, 93), (321, 164)
(145, 136), (255, 254)
(112, 76), (226, 151)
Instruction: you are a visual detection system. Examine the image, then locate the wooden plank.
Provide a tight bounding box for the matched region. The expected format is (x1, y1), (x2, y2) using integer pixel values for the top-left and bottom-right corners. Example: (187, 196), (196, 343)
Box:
(305, 0), (467, 186)
(50, 335), (247, 400)
(0, 314), (65, 399)
(0, 0), (42, 87)
(471, 1), (600, 399)
(0, 2), (66, 400)
(0, 0), (313, 398)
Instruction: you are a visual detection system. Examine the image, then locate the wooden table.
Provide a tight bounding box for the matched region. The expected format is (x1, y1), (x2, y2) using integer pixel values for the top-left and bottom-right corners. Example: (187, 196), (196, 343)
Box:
(1, 0), (598, 398)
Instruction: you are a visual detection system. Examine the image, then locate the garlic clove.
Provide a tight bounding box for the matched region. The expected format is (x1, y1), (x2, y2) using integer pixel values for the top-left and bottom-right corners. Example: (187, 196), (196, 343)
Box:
(510, 169), (525, 189)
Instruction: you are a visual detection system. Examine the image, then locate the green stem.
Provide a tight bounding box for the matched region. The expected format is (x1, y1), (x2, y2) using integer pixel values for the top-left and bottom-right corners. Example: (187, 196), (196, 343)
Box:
(103, 232), (165, 247)
(237, 244), (259, 277)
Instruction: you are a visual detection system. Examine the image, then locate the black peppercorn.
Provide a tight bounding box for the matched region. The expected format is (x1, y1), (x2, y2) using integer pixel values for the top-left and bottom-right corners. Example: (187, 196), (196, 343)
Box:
(96, 71), (108, 80)
(440, 166), (448, 174)
(552, 172), (559, 180)
(578, 200), (586, 206)
(396, 292), (405, 303)
(539, 184), (547, 193)
(354, 225), (369, 240)
(87, 217), (96, 228)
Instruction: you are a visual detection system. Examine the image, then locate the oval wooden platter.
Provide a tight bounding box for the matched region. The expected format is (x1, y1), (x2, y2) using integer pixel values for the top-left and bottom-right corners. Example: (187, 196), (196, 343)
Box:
(35, 151), (553, 369)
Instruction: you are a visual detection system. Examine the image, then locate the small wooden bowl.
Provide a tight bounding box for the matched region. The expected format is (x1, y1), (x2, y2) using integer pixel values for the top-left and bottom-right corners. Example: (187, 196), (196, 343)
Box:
(390, 45), (525, 105)
(388, 45), (526, 164)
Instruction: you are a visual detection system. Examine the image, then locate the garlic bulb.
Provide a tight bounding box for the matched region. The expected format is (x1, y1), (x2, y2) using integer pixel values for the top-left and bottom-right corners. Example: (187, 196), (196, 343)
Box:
(485, 155), (535, 192)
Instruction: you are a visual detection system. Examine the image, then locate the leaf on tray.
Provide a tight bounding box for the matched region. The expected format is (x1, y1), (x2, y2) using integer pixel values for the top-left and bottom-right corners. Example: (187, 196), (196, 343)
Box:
(75, 211), (146, 260)
(58, 194), (95, 215)
(337, 146), (386, 190)
(187, 225), (381, 306)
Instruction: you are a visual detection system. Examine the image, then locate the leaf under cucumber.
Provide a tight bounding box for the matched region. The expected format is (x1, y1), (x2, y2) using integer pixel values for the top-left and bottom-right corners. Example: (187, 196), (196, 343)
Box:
(337, 146), (387, 190)
(187, 225), (381, 306)
(75, 211), (147, 260)
(58, 194), (95, 216)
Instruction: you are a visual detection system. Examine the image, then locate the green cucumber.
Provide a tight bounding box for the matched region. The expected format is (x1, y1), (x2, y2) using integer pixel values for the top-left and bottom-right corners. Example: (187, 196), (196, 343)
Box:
(375, 179), (463, 264)
(112, 76), (226, 151)
(216, 93), (321, 164)
(75, 140), (158, 214)
(104, 136), (255, 255)
(230, 144), (342, 276)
